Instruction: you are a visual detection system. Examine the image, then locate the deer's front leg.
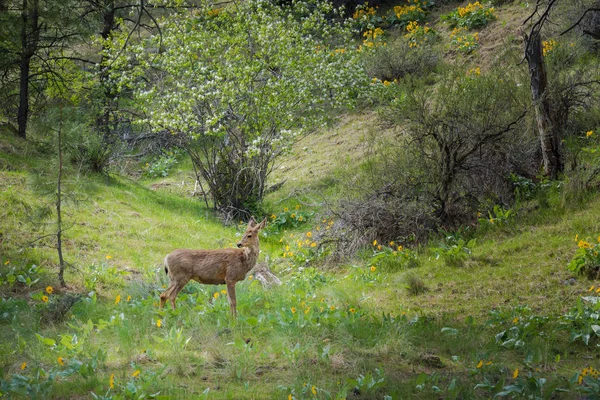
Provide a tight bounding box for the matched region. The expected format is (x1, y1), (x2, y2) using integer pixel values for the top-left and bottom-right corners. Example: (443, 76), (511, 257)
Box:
(226, 280), (237, 318)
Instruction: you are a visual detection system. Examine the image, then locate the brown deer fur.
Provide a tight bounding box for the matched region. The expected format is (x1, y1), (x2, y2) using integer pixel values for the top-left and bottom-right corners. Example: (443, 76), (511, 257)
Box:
(160, 217), (266, 317)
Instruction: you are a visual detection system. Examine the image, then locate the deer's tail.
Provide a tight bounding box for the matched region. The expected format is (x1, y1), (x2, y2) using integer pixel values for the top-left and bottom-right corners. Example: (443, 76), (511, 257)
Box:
(163, 255), (169, 275)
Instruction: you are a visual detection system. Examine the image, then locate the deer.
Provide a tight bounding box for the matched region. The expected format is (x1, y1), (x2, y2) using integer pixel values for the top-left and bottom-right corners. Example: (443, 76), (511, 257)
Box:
(159, 217), (267, 317)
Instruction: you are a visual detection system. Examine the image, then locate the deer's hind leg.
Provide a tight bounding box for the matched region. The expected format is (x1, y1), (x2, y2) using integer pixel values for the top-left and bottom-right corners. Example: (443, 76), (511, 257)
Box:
(160, 278), (189, 310)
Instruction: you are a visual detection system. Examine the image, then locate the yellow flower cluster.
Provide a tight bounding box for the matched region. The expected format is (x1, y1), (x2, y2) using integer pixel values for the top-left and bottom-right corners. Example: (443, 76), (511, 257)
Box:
(578, 240), (592, 249)
(586, 130), (594, 138)
(542, 39), (557, 56)
(450, 27), (479, 52)
(467, 67), (481, 76)
(458, 2), (486, 18)
(578, 366), (600, 384)
(353, 5), (376, 20)
(394, 4), (424, 19)
(363, 27), (384, 40)
(404, 21), (433, 48)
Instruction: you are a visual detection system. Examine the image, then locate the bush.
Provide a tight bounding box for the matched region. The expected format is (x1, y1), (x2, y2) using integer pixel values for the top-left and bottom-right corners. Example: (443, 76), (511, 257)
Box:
(568, 235), (600, 279)
(441, 2), (497, 30)
(326, 66), (533, 247)
(361, 38), (440, 82)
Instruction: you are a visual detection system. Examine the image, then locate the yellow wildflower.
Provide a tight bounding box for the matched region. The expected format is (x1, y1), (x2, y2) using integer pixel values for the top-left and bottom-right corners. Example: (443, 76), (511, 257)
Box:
(106, 255), (112, 260)
(20, 362), (27, 370)
(221, 289), (227, 295)
(306, 232), (312, 238)
(373, 239), (377, 246)
(271, 214), (276, 219)
(312, 385), (317, 395)
(4, 260), (9, 265)
(284, 207), (289, 212)
(330, 305), (335, 310)
(115, 294), (121, 305)
(46, 286), (53, 294)
(513, 317), (519, 324)
(589, 286), (595, 292)
(398, 246), (403, 251)
(109, 373), (115, 389)
(42, 295), (49, 303)
(310, 242), (317, 247)
(304, 307), (311, 315)
(132, 369), (140, 378)
(513, 368), (519, 378)
(578, 240), (592, 249)
(349, 308), (356, 314)
(296, 204), (300, 210)
(248, 275), (253, 281)
(58, 356), (64, 366)
(291, 307), (296, 314)
(298, 216), (303, 222)
(213, 292), (220, 299)
(370, 266), (376, 272)
(586, 130), (593, 138)
(288, 394), (293, 400)
(291, 213), (296, 219)
(476, 359), (483, 368)
(156, 319), (162, 328)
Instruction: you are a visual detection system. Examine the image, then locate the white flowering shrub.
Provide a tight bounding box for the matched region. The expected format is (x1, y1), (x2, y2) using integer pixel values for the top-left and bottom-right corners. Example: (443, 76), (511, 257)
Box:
(106, 0), (369, 217)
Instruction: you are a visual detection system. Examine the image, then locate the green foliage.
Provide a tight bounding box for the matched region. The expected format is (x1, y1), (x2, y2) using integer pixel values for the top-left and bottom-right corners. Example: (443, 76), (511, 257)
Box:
(403, 272), (427, 295)
(478, 205), (513, 228)
(0, 262), (40, 289)
(144, 150), (180, 179)
(567, 236), (600, 279)
(368, 241), (419, 271)
(433, 237), (476, 268)
(560, 296), (600, 345)
(449, 28), (480, 53)
(347, 368), (387, 397)
(441, 2), (497, 30)
(266, 205), (311, 234)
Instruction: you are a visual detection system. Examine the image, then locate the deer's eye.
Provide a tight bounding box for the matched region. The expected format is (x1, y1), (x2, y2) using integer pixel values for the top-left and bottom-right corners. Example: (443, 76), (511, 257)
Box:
(247, 234), (252, 238)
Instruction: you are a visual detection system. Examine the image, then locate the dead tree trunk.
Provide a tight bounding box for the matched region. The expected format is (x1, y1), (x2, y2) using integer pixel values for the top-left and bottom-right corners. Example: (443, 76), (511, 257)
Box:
(524, 32), (562, 178)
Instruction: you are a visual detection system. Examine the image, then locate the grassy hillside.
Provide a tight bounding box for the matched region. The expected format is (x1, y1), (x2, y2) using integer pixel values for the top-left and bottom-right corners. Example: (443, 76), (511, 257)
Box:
(2, 117), (600, 399)
(2, 0), (600, 399)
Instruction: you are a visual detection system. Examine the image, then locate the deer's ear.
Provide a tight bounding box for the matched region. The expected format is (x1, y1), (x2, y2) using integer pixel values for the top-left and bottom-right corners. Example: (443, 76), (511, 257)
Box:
(256, 218), (267, 230)
(247, 217), (257, 228)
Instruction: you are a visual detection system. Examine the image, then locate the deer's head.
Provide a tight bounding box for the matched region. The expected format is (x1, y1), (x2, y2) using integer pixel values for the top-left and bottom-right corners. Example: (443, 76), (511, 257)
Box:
(237, 217), (267, 248)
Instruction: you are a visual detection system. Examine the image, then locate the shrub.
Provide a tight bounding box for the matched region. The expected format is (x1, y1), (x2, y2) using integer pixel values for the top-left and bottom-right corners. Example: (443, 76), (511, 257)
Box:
(449, 27), (480, 53)
(568, 235), (600, 279)
(403, 272), (427, 295)
(361, 38), (440, 82)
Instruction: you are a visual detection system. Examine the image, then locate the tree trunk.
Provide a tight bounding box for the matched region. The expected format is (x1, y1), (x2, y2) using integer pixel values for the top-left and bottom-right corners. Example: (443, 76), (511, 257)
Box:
(17, 0), (39, 139)
(57, 108), (66, 287)
(97, 0), (116, 141)
(524, 32), (562, 178)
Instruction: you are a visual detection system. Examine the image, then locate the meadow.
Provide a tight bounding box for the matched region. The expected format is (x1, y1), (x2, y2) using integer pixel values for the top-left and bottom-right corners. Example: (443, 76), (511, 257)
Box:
(1, 0), (600, 398)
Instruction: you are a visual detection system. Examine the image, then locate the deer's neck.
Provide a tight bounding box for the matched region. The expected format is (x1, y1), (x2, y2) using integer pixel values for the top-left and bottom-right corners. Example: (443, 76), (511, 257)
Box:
(244, 245), (260, 270)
